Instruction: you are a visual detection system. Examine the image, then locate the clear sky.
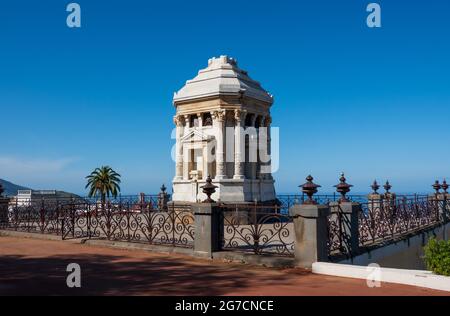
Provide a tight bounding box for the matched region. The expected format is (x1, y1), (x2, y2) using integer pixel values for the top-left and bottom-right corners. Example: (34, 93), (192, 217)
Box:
(0, 0), (449, 195)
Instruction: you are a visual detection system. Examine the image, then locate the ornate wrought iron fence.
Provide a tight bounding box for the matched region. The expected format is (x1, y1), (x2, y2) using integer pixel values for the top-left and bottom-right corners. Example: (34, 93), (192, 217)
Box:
(327, 196), (448, 258)
(327, 203), (352, 258)
(358, 196), (442, 247)
(1, 199), (64, 235)
(61, 201), (195, 248)
(219, 203), (295, 257)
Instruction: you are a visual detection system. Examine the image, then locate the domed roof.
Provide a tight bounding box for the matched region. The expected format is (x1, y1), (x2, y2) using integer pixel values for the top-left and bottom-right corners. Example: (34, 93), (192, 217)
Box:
(173, 56), (273, 105)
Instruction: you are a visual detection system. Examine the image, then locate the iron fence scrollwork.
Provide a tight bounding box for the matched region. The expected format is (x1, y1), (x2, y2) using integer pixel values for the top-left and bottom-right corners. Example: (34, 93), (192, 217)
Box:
(219, 203), (295, 257)
(327, 203), (353, 258)
(60, 200), (195, 248)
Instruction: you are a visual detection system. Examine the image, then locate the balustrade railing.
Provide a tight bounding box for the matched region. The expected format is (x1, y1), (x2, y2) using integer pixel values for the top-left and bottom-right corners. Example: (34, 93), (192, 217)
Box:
(61, 201), (194, 248)
(218, 203), (295, 257)
(358, 196), (443, 247)
(1, 188), (448, 261)
(2, 197), (195, 249)
(326, 196), (449, 259)
(327, 203), (352, 257)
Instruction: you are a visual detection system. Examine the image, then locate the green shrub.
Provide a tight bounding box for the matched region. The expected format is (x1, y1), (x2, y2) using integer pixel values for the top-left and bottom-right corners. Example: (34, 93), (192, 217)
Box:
(423, 237), (450, 276)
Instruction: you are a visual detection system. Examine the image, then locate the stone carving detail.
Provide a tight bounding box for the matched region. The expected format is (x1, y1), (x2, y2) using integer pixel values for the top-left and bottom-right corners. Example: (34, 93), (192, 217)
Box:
(216, 110), (226, 122)
(173, 115), (185, 127)
(234, 109), (247, 123)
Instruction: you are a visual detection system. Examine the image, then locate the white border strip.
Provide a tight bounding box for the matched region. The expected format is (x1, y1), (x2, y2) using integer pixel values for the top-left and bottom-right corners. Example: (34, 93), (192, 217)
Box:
(312, 262), (450, 292)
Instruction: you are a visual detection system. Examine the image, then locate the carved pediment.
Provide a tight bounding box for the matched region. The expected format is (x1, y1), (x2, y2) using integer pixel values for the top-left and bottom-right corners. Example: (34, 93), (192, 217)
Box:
(180, 129), (214, 144)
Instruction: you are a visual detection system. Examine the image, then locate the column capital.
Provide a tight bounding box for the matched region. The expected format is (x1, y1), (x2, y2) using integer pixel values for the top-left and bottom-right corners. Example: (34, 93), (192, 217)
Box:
(234, 109), (247, 123)
(212, 110), (226, 122)
(173, 115), (185, 127)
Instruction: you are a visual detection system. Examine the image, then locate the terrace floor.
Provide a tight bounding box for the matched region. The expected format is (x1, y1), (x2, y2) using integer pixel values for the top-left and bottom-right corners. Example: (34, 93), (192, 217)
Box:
(0, 235), (448, 296)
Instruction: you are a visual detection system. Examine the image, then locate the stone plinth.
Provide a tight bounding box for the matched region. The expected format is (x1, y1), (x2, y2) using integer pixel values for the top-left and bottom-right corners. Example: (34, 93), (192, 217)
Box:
(192, 203), (223, 258)
(289, 204), (331, 268)
(172, 178), (276, 203)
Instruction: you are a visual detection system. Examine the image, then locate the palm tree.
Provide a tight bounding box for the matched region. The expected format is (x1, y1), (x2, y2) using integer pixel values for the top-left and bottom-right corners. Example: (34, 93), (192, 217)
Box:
(85, 166), (121, 206)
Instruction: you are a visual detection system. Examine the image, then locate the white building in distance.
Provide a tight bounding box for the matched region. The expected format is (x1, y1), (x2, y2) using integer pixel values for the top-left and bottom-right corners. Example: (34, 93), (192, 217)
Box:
(172, 56), (276, 203)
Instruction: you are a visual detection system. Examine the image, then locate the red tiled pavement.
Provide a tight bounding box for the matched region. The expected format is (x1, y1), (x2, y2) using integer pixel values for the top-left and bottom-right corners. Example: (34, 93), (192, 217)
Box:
(0, 236), (448, 296)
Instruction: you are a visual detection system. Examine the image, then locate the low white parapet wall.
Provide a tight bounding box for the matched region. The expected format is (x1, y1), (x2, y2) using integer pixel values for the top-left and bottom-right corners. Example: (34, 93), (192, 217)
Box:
(312, 262), (450, 292)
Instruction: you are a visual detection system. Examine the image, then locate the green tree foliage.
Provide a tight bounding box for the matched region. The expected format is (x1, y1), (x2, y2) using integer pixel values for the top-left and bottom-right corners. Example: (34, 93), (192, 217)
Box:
(85, 166), (121, 204)
(423, 237), (450, 276)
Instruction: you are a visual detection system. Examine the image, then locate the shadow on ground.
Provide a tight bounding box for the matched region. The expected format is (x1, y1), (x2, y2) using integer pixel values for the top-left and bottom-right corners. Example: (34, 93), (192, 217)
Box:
(0, 253), (303, 296)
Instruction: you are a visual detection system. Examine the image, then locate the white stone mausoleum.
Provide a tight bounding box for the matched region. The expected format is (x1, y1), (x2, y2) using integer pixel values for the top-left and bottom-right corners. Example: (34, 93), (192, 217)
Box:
(172, 56), (276, 203)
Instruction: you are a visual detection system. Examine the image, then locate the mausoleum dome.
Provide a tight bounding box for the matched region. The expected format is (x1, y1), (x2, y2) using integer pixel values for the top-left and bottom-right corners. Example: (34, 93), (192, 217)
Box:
(173, 55), (273, 104)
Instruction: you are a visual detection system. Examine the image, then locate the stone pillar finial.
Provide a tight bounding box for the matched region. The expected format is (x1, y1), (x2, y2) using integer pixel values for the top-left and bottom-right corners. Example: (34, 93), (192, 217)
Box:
(384, 180), (392, 194)
(371, 180), (380, 194)
(433, 180), (442, 195)
(334, 172), (353, 203)
(201, 176), (218, 203)
(442, 179), (448, 194)
(158, 184), (169, 210)
(300, 175), (321, 205)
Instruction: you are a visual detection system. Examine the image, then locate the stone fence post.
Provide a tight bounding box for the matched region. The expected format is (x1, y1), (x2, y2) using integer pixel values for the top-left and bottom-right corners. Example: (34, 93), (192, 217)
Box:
(437, 193), (449, 224)
(289, 204), (330, 268)
(192, 203), (223, 258)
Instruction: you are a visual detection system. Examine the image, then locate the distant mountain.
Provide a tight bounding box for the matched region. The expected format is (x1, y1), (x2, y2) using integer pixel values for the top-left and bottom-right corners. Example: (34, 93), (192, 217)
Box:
(0, 179), (31, 196)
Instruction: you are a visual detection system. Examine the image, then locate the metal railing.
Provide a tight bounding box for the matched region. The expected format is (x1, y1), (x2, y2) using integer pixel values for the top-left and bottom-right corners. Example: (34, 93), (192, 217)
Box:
(218, 203), (295, 257)
(60, 201), (194, 248)
(327, 203), (352, 257)
(326, 195), (449, 259)
(1, 197), (195, 249)
(2, 192), (448, 260)
(1, 199), (64, 235)
(358, 196), (444, 247)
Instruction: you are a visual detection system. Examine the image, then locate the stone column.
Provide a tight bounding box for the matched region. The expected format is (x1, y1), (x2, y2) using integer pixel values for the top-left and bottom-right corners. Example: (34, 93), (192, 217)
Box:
(192, 203), (223, 258)
(197, 113), (203, 128)
(264, 115), (273, 180)
(249, 114), (257, 180)
(233, 109), (245, 180)
(258, 115), (268, 180)
(214, 110), (226, 180)
(256, 116), (262, 180)
(174, 115), (185, 180)
(183, 115), (191, 181)
(289, 203), (331, 268)
(184, 115), (190, 135)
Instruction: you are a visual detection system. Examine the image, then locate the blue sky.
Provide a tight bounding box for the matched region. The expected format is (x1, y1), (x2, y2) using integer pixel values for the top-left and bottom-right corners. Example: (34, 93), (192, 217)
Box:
(0, 0), (449, 195)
